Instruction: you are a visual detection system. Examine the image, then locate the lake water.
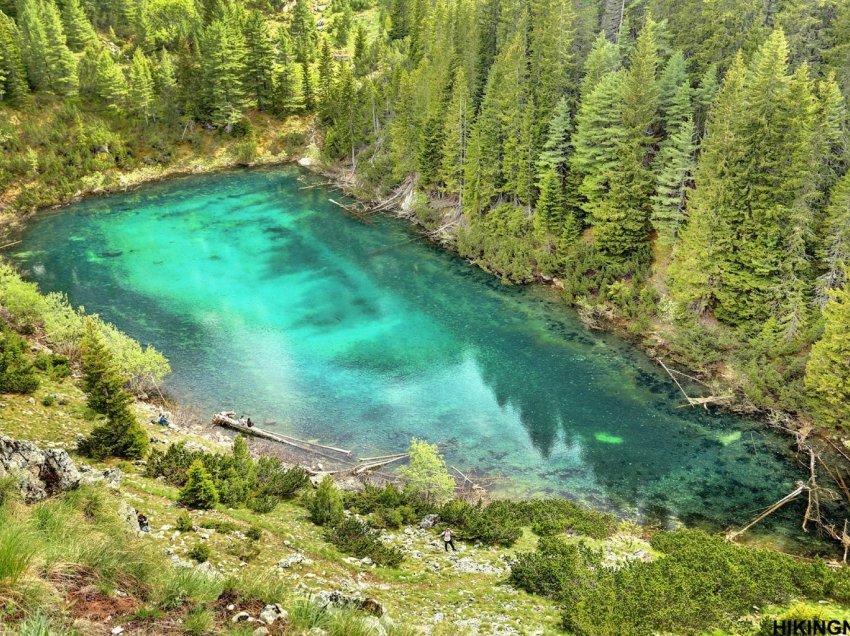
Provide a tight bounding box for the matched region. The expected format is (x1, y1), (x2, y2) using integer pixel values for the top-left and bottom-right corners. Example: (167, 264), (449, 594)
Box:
(4, 166), (813, 547)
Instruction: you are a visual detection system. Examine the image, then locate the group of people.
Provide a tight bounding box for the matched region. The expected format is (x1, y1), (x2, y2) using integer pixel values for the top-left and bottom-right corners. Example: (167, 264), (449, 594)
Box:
(238, 415), (254, 428)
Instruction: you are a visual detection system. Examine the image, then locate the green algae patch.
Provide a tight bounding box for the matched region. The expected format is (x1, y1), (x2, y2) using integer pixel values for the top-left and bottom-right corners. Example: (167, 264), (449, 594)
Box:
(718, 431), (742, 446)
(594, 432), (624, 444)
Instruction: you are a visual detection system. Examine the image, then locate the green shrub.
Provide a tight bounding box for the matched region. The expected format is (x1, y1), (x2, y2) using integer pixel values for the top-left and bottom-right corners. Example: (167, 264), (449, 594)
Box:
(245, 526), (262, 541)
(33, 352), (71, 379)
(179, 461), (219, 510)
(175, 512), (195, 532)
(324, 517), (404, 568)
(246, 494), (277, 514)
(188, 542), (211, 563)
(397, 438), (455, 505)
(41, 394), (55, 407)
(306, 476), (344, 526)
(509, 528), (850, 636)
(0, 325), (40, 394)
(198, 519), (239, 534)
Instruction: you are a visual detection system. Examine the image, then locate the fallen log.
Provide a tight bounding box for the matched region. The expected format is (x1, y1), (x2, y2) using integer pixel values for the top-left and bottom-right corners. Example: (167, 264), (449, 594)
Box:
(726, 482), (808, 541)
(212, 413), (350, 464)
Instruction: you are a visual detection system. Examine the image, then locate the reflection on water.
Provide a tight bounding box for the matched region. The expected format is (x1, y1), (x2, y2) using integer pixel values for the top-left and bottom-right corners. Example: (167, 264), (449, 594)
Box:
(4, 166), (814, 548)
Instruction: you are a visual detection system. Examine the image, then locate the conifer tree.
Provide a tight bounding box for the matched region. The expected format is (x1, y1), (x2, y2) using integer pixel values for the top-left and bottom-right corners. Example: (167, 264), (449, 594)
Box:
(570, 70), (626, 218)
(817, 170), (850, 303)
(154, 48), (177, 119)
(128, 48), (154, 123)
(93, 47), (127, 112)
(60, 0), (96, 51)
(352, 22), (367, 73)
(316, 36), (334, 119)
(651, 116), (695, 245)
(0, 11), (28, 100)
(579, 32), (620, 100)
(199, 19), (246, 125)
(290, 0), (316, 63)
(179, 460), (220, 509)
(79, 321), (148, 460)
(0, 325), (39, 394)
(243, 10), (275, 111)
(439, 66), (471, 196)
(39, 0), (78, 94)
(693, 63), (718, 136)
(535, 97), (580, 242)
(805, 280), (850, 431)
(300, 58), (314, 111)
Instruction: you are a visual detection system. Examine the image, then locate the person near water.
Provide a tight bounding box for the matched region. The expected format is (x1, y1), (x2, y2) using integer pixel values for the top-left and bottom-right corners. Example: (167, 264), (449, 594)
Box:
(246, 417), (254, 428)
(157, 413), (169, 427)
(442, 528), (456, 552)
(137, 512), (150, 533)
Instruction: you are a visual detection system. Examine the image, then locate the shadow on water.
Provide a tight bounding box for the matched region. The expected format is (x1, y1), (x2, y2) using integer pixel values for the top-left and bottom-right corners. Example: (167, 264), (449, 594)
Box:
(2, 165), (823, 553)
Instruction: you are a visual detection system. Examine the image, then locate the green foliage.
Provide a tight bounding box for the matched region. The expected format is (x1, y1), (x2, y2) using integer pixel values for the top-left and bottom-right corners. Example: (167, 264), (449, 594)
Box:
(178, 460), (220, 510)
(457, 204), (537, 283)
(33, 352), (70, 379)
(509, 528), (850, 635)
(805, 281), (850, 430)
(147, 438), (307, 511)
(0, 323), (39, 394)
(175, 512), (195, 532)
(397, 438), (455, 505)
(305, 476), (343, 526)
(187, 542), (211, 563)
(323, 517), (404, 568)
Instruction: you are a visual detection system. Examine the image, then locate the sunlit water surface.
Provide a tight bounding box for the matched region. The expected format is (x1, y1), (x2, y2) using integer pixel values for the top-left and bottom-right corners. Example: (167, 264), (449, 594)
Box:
(5, 166), (815, 548)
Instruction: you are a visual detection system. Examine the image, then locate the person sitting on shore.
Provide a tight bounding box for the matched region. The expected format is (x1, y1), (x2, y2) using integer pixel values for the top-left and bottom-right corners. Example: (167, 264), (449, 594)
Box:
(238, 415), (248, 425)
(246, 417), (254, 428)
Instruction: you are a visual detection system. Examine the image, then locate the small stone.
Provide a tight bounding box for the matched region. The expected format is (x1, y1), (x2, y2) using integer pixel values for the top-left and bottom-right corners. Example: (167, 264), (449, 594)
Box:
(252, 628), (269, 636)
(111, 627), (124, 635)
(231, 611), (251, 623)
(259, 603), (288, 625)
(226, 604), (235, 611)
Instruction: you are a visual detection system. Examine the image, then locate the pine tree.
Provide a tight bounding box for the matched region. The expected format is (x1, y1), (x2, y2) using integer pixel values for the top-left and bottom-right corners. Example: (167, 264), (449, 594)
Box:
(127, 48), (154, 123)
(290, 0), (316, 63)
(668, 54), (747, 315)
(439, 66), (471, 195)
(657, 50), (691, 132)
(570, 70), (626, 218)
(0, 325), (39, 394)
(353, 21), (367, 74)
(17, 0), (77, 94)
(243, 10), (275, 111)
(94, 47), (127, 112)
(306, 475), (343, 525)
(693, 63), (718, 136)
(78, 321), (148, 460)
(40, 0), (78, 94)
(0, 10), (28, 100)
(534, 97), (579, 243)
(60, 0), (96, 51)
(817, 170), (850, 303)
(592, 16), (659, 262)
(199, 19), (246, 125)
(179, 460), (220, 509)
(300, 59), (314, 111)
(580, 32), (620, 100)
(651, 115), (695, 245)
(805, 280), (850, 431)
(154, 48), (177, 119)
(316, 36), (334, 119)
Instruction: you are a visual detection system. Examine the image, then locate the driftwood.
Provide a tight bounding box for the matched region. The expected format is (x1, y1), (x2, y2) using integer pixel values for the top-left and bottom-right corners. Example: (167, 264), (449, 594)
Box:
(726, 482), (808, 541)
(353, 454), (409, 475)
(657, 358), (731, 409)
(0, 240), (21, 250)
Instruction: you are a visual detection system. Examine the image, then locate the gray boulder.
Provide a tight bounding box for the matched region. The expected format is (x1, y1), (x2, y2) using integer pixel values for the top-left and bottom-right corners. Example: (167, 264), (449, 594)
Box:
(419, 514), (439, 529)
(0, 435), (80, 502)
(314, 591), (384, 617)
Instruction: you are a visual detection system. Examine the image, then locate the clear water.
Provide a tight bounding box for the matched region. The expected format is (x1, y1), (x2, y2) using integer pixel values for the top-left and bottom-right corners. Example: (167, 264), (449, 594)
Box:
(4, 166), (813, 546)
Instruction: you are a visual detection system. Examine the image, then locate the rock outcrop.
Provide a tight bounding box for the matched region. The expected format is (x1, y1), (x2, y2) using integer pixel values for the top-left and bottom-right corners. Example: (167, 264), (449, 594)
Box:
(0, 435), (81, 502)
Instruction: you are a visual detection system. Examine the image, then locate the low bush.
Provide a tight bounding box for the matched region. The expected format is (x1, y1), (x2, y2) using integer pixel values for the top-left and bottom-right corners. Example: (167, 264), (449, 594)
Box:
(0, 325), (40, 394)
(179, 461), (219, 509)
(509, 528), (850, 635)
(147, 438), (308, 512)
(175, 512), (195, 532)
(305, 476), (344, 526)
(198, 519), (239, 534)
(324, 517), (404, 568)
(188, 542), (211, 563)
(245, 526), (262, 541)
(33, 352), (71, 380)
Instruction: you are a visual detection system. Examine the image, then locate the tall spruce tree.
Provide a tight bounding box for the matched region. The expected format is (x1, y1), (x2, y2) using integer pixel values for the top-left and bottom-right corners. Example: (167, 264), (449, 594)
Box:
(805, 280), (850, 431)
(0, 10), (28, 100)
(290, 0), (316, 63)
(60, 0), (96, 50)
(128, 48), (155, 122)
(199, 19), (246, 125)
(94, 47), (127, 112)
(243, 10), (275, 111)
(439, 66), (471, 196)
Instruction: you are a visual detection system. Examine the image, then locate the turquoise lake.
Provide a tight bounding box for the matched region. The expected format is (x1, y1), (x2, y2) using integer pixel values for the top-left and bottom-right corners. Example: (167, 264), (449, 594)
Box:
(4, 166), (812, 546)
